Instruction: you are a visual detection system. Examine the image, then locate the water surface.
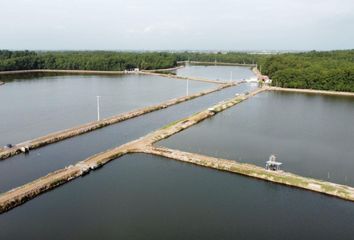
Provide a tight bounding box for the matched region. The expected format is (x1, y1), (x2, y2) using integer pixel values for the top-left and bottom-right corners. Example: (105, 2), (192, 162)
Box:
(176, 64), (255, 82)
(160, 91), (354, 186)
(0, 84), (255, 193)
(0, 73), (214, 146)
(1, 154), (353, 240)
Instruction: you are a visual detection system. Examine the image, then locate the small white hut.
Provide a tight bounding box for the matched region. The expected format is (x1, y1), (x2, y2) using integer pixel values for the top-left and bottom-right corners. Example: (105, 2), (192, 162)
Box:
(266, 154), (282, 171)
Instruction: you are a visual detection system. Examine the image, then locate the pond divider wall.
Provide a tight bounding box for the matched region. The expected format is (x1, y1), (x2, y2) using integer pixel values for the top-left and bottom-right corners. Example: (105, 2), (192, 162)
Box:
(0, 82), (236, 161)
(0, 87), (264, 214)
(177, 61), (256, 68)
(140, 71), (231, 84)
(2, 85), (354, 214)
(269, 87), (354, 97)
(0, 69), (127, 75)
(141, 146), (354, 203)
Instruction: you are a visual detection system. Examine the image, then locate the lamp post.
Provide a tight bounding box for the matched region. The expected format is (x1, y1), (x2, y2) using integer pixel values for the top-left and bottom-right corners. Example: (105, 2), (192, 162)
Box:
(96, 96), (100, 121)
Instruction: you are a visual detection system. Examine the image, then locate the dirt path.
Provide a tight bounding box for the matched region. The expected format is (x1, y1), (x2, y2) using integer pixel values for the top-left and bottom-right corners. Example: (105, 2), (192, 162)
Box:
(269, 87), (354, 97)
(140, 146), (354, 203)
(140, 71), (233, 84)
(0, 69), (127, 75)
(2, 85), (353, 214)
(0, 86), (262, 214)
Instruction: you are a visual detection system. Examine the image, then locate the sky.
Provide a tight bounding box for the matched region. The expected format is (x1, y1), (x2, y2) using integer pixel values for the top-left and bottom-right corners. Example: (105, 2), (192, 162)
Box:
(1, 0), (353, 51)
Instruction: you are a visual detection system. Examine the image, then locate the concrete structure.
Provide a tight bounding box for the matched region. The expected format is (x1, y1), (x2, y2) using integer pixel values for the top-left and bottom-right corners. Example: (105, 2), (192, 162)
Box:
(266, 155), (282, 171)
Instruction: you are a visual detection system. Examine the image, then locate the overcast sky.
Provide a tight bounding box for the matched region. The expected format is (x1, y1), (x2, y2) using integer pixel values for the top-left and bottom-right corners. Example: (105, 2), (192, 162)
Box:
(1, 0), (353, 51)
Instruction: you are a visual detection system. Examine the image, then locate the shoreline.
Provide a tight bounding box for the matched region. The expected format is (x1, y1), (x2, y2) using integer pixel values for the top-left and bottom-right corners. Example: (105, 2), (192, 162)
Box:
(140, 71), (231, 84)
(0, 69), (126, 75)
(269, 87), (354, 97)
(177, 61), (256, 68)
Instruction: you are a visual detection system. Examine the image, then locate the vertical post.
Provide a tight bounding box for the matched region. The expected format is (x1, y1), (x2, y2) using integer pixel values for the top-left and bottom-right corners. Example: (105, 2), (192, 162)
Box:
(230, 71), (233, 82)
(96, 96), (100, 121)
(186, 79), (189, 96)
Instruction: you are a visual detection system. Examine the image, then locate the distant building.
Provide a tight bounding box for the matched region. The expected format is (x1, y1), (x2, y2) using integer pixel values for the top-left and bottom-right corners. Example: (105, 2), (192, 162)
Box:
(124, 68), (140, 73)
(260, 75), (272, 84)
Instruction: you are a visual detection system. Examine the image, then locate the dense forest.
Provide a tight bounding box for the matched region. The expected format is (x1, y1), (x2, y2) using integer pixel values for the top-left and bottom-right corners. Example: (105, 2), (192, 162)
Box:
(0, 51), (178, 71)
(260, 50), (354, 92)
(1, 50), (353, 92)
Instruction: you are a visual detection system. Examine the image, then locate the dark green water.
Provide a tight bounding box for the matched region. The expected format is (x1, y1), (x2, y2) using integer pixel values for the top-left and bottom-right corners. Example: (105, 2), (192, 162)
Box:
(0, 73), (214, 146)
(1, 154), (354, 240)
(160, 91), (354, 186)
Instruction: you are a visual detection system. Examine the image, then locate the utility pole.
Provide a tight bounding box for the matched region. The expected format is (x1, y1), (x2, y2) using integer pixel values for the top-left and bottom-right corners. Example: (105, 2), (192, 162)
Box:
(96, 96), (100, 121)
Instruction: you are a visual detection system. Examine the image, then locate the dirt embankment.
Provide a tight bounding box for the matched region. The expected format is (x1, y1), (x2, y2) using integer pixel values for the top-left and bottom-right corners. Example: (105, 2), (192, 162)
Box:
(187, 61), (256, 68)
(252, 67), (263, 80)
(141, 146), (354, 203)
(0, 86), (261, 214)
(3, 85), (354, 214)
(0, 69), (126, 75)
(140, 71), (231, 84)
(269, 87), (354, 97)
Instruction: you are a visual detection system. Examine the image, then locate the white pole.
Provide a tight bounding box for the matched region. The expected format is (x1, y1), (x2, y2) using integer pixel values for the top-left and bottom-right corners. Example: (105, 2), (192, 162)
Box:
(186, 79), (189, 96)
(230, 71), (233, 82)
(96, 96), (100, 121)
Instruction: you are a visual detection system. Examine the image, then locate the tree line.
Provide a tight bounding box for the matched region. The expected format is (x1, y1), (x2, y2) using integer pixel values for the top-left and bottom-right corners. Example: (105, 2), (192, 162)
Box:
(261, 50), (354, 92)
(0, 51), (178, 71)
(1, 49), (353, 92)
